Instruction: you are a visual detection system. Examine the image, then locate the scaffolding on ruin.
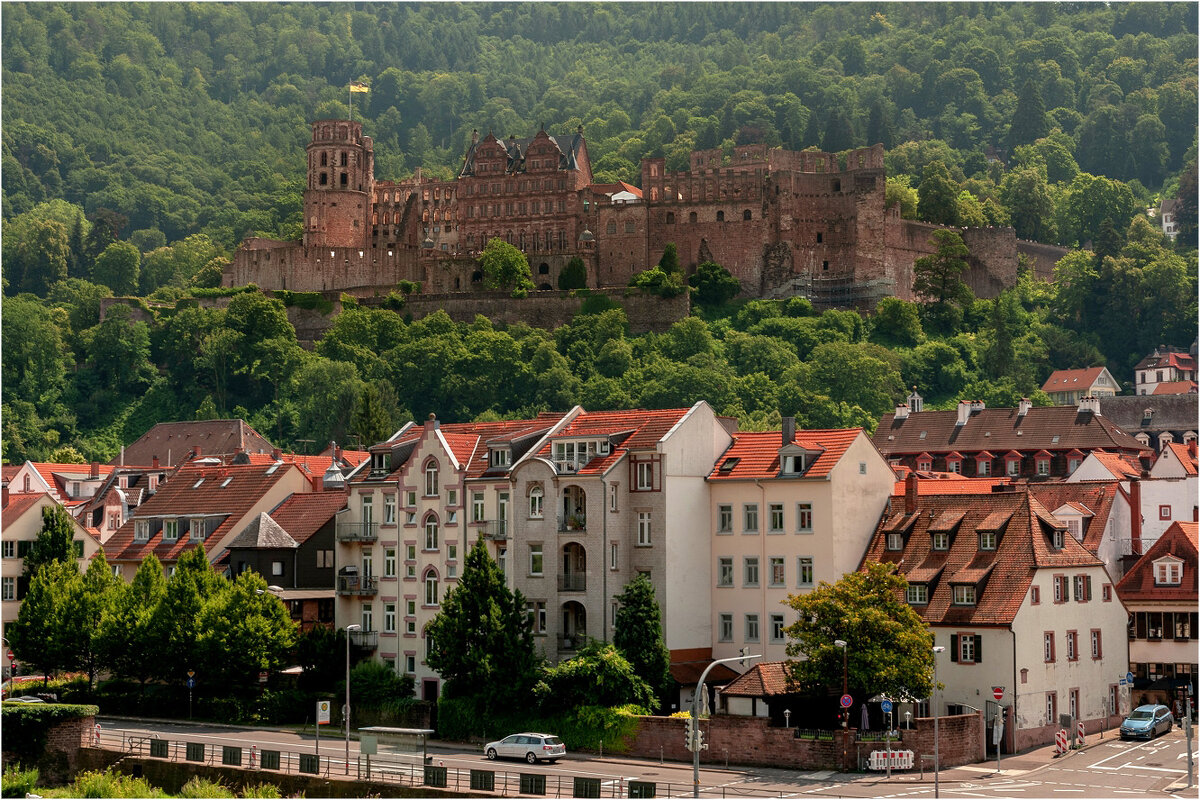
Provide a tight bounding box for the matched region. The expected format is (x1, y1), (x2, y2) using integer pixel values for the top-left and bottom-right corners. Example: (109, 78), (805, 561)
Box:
(774, 273), (897, 311)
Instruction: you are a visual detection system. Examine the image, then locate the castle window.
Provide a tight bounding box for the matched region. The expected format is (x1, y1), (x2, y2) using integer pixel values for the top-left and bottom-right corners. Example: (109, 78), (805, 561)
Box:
(822, 261), (829, 271)
(538, 263), (549, 275)
(832, 179), (841, 192)
(320, 173), (328, 185)
(624, 221), (636, 233)
(689, 212), (697, 223)
(341, 153), (348, 167)
(716, 211), (725, 222)
(320, 153), (327, 167)
(666, 212), (675, 224)
(743, 210), (752, 220)
(340, 173), (348, 186)
(817, 232), (823, 243)
(606, 221), (617, 234)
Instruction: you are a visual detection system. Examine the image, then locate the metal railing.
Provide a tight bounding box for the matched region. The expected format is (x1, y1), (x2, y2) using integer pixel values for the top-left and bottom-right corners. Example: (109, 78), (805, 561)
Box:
(558, 515), (588, 533)
(336, 575), (379, 595)
(349, 629), (378, 650)
(558, 572), (586, 592)
(482, 520), (508, 540)
(336, 522), (379, 542)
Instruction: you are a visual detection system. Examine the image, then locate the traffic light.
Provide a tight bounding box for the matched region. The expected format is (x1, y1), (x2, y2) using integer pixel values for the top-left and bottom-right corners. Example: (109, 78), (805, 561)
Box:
(739, 646), (749, 667)
(684, 717), (695, 750)
(695, 726), (706, 750)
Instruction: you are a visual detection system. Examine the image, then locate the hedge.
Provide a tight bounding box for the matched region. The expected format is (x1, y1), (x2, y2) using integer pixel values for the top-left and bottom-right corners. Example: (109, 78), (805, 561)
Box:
(1, 704), (99, 764)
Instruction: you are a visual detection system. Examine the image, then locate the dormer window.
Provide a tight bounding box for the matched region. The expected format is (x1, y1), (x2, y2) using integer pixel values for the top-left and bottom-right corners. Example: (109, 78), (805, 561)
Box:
(945, 453), (962, 474)
(190, 518), (205, 542)
(490, 448), (511, 468)
(782, 455), (804, 474)
(134, 520), (150, 542)
(1050, 529), (1064, 550)
(1154, 557), (1183, 586)
(906, 584), (929, 604)
(931, 532), (950, 551)
(371, 452), (391, 473)
(718, 457), (740, 474)
(916, 454), (933, 471)
(887, 532), (905, 551)
(163, 520), (179, 542)
(979, 531), (997, 550)
(952, 584), (977, 605)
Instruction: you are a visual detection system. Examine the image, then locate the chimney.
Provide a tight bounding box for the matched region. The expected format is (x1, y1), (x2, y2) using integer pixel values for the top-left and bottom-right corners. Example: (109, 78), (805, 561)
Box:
(335, 444), (344, 463)
(1188, 439), (1197, 459)
(970, 399), (986, 414)
(272, 447), (282, 460)
(152, 455), (159, 469)
(313, 474), (323, 492)
(191, 445), (201, 460)
(90, 461), (100, 479)
(956, 400), (971, 426)
(427, 412), (440, 430)
(1, 485), (7, 506)
(1077, 395), (1101, 416)
(782, 417), (796, 445)
(1130, 476), (1143, 555)
(904, 470), (919, 515)
(1017, 397), (1031, 417)
(895, 403), (910, 421)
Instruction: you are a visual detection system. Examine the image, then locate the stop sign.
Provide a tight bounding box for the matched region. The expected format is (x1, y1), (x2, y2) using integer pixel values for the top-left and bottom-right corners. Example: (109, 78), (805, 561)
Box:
(992, 686), (1004, 701)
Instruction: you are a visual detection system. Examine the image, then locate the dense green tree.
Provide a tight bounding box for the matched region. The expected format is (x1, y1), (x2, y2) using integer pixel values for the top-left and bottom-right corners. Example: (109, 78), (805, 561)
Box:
(912, 230), (974, 330)
(612, 574), (670, 706)
(80, 304), (157, 397)
(478, 237), (533, 293)
(152, 546), (224, 687)
(688, 261), (740, 307)
(61, 551), (121, 689)
(1059, 173), (1136, 247)
(1, 295), (72, 418)
(99, 554), (167, 695)
(870, 298), (925, 348)
(1000, 168), (1057, 243)
(1174, 159), (1198, 247)
(351, 381), (400, 447)
(537, 641), (656, 711)
(425, 538), (540, 715)
(785, 561), (933, 708)
(196, 569), (296, 692)
(4, 217), (70, 296)
(805, 341), (904, 419)
(91, 241), (140, 295)
(657, 242), (680, 274)
(916, 160), (959, 226)
(1005, 79), (1049, 152)
(8, 560), (77, 684)
(558, 256), (588, 290)
(24, 504), (78, 578)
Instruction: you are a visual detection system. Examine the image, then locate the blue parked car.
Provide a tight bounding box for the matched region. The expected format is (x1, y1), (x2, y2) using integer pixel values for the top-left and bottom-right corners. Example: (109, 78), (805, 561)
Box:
(1120, 704), (1174, 740)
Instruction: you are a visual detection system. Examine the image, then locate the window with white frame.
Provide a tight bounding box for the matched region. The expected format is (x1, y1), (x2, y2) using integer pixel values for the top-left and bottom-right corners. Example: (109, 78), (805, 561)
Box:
(797, 556), (814, 587)
(959, 633), (976, 663)
(609, 483), (618, 512)
(405, 510), (416, 525)
(637, 512), (652, 546)
(1091, 629), (1102, 659)
(134, 520), (150, 541)
(491, 448), (511, 468)
(424, 516), (439, 550)
(610, 542), (619, 570)
(1155, 558), (1183, 585)
(190, 517), (205, 541)
(1006, 458), (1020, 476)
(271, 561), (284, 576)
(406, 490), (417, 507)
(636, 461), (654, 490)
(1036, 457), (1050, 476)
(384, 495), (396, 524)
(472, 492), (485, 522)
(797, 502), (813, 533)
(947, 458), (961, 474)
(529, 544), (544, 576)
(769, 557), (785, 587)
(718, 613), (733, 642)
(907, 584), (928, 604)
(384, 548), (397, 577)
(526, 601), (546, 633)
(718, 504), (733, 533)
(952, 584), (977, 605)
(528, 486), (544, 518)
(886, 532), (904, 550)
(744, 557), (759, 587)
(1, 541), (12, 559)
(718, 557), (733, 587)
(745, 614), (760, 642)
(743, 503), (759, 533)
(979, 531), (997, 550)
(163, 519), (179, 542)
(361, 495), (374, 526)
(1073, 575), (1092, 601)
(405, 654), (416, 673)
(406, 601), (417, 634)
(448, 489), (457, 507)
(424, 461), (439, 497)
(770, 613), (786, 643)
(2, 577), (14, 601)
(361, 603), (373, 631)
(384, 603), (396, 633)
(1045, 692), (1056, 725)
(424, 571), (439, 606)
(931, 532), (950, 550)
(1044, 632), (1055, 662)
(768, 503), (784, 533)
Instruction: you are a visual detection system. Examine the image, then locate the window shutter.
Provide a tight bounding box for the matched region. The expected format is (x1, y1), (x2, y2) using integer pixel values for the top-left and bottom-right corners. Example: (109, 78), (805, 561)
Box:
(974, 635), (982, 662)
(950, 634), (959, 662)
(1086, 576), (1093, 601)
(1064, 578), (1070, 602)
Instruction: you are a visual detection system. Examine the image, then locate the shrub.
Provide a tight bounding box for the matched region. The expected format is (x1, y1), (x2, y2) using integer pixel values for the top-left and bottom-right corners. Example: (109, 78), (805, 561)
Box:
(65, 769), (168, 798)
(628, 266), (687, 298)
(381, 292), (406, 311)
(1, 765), (39, 798)
(179, 776), (231, 798)
(558, 257), (588, 290)
(239, 783), (283, 798)
(688, 261), (740, 307)
(350, 660), (415, 709)
(578, 293), (622, 315)
(272, 290), (334, 315)
(396, 280), (421, 295)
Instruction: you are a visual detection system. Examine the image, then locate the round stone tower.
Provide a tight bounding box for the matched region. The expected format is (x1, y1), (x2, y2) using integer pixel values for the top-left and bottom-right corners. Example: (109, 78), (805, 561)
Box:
(303, 119), (374, 249)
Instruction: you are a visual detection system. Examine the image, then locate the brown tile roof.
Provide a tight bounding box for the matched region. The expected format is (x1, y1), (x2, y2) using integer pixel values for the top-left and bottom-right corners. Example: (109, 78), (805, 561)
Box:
(371, 415), (566, 483)
(226, 512), (298, 550)
(1041, 367), (1113, 394)
(1100, 394), (1198, 433)
(1135, 348), (1196, 373)
(873, 405), (1150, 457)
(1028, 481), (1118, 553)
(1116, 522), (1198, 603)
(721, 662), (797, 697)
(1153, 381), (1198, 395)
(862, 488), (1102, 627)
(115, 419), (276, 467)
(534, 408), (696, 476)
(668, 660), (740, 686)
(1163, 442), (1199, 476)
(106, 461), (306, 564)
(268, 491), (348, 545)
(707, 429), (864, 481)
(1088, 451), (1143, 479)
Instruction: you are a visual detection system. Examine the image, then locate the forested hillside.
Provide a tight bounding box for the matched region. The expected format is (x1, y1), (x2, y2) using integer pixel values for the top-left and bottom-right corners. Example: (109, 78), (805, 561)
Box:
(1, 3), (1196, 464)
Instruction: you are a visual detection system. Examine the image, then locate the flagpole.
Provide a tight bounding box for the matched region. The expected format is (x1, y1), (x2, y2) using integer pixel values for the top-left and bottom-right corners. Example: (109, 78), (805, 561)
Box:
(349, 82), (353, 121)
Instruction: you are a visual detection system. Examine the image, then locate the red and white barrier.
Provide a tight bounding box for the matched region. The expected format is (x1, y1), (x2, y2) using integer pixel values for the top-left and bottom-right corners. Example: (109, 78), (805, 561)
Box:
(1055, 728), (1068, 754)
(93, 723), (101, 746)
(868, 749), (915, 770)
(249, 745), (257, 768)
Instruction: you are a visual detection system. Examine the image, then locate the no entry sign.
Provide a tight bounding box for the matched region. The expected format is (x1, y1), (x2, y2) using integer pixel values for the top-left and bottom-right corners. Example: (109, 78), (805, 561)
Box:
(992, 686), (1004, 701)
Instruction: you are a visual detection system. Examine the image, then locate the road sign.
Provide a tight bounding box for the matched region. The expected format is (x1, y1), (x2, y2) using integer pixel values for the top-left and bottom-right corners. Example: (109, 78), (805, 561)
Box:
(186, 677), (195, 689)
(881, 699), (893, 713)
(6, 650), (12, 661)
(316, 700), (331, 725)
(993, 686), (1004, 701)
(187, 670), (195, 678)
(1126, 671), (1135, 684)
(840, 694), (853, 709)
(1119, 677), (1127, 686)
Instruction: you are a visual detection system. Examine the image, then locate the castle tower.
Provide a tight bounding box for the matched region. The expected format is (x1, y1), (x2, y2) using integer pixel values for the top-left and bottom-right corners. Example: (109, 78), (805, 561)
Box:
(303, 119), (374, 249)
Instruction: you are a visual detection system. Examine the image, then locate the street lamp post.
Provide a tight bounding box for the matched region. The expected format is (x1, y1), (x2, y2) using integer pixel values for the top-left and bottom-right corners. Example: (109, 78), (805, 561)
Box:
(834, 640), (848, 772)
(932, 645), (945, 799)
(345, 624), (361, 775)
(692, 653), (759, 798)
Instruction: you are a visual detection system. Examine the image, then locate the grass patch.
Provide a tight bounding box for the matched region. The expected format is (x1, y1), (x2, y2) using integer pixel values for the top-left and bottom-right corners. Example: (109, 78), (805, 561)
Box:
(1, 765), (39, 798)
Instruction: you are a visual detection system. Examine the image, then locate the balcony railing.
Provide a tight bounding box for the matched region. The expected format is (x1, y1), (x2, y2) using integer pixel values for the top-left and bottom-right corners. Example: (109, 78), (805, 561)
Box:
(348, 630), (378, 650)
(336, 522), (379, 543)
(336, 575), (379, 596)
(557, 515), (587, 533)
(483, 520), (509, 540)
(557, 573), (586, 592)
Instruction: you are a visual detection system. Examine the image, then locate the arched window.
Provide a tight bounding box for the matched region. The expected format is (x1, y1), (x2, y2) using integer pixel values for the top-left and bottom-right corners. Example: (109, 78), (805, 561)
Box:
(424, 514), (440, 550)
(606, 221), (617, 234)
(424, 461), (439, 497)
(666, 212), (675, 224)
(689, 212), (697, 223)
(743, 209), (752, 220)
(529, 486), (544, 518)
(424, 569), (440, 606)
(716, 211), (725, 222)
(538, 263), (550, 275)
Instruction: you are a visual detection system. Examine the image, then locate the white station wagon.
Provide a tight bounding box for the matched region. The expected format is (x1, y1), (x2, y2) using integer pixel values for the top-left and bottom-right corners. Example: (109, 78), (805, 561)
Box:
(483, 732), (566, 764)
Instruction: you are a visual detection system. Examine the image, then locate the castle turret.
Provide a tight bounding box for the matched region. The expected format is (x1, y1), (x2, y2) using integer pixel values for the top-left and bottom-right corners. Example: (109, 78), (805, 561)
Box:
(303, 119), (374, 249)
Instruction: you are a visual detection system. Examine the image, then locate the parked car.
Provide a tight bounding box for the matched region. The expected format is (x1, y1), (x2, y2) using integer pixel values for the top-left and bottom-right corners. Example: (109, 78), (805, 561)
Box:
(1120, 704), (1174, 740)
(483, 732), (566, 764)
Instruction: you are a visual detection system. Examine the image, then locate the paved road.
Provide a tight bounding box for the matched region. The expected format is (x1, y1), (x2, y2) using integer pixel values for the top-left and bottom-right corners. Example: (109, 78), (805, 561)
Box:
(97, 716), (1197, 798)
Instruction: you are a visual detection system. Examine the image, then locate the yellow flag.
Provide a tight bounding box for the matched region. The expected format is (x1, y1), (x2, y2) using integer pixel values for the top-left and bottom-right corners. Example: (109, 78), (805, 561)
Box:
(350, 82), (370, 93)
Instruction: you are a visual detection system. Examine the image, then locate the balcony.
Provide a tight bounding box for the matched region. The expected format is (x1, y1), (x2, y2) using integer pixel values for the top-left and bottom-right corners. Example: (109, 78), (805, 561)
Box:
(336, 575), (379, 596)
(558, 515), (587, 533)
(482, 520), (508, 541)
(337, 522), (379, 543)
(558, 634), (585, 651)
(558, 572), (586, 592)
(349, 630), (378, 650)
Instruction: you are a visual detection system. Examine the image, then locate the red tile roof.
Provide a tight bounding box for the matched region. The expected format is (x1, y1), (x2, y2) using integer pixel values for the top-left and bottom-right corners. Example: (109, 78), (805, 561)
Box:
(708, 429), (863, 481)
(536, 408), (696, 475)
(861, 488), (1103, 627)
(873, 405), (1150, 457)
(1153, 380), (1198, 395)
(1116, 522), (1198, 603)
(106, 461), (308, 564)
(2, 492), (46, 528)
(1163, 442), (1199, 476)
(721, 662), (797, 697)
(1135, 349), (1196, 373)
(268, 491), (349, 545)
(1087, 451), (1143, 479)
(1041, 367), (1112, 394)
